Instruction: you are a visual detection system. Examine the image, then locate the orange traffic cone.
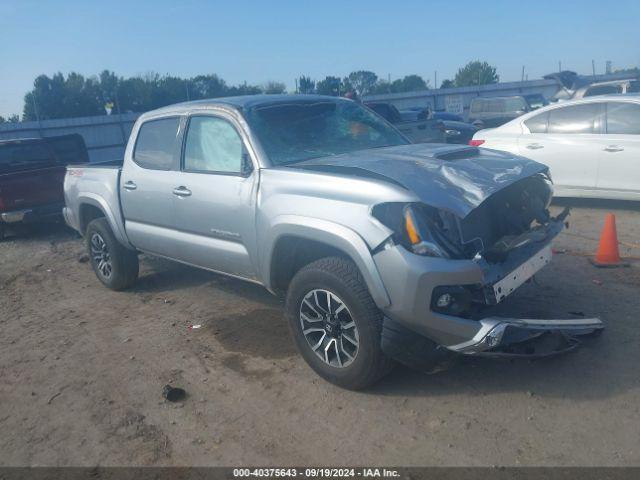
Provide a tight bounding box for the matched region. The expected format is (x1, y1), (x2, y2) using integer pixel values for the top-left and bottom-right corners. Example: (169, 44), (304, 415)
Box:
(590, 213), (629, 268)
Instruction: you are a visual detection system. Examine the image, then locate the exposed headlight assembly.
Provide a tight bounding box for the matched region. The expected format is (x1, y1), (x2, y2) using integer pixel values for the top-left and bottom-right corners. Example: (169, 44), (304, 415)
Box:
(403, 205), (447, 257)
(372, 202), (461, 258)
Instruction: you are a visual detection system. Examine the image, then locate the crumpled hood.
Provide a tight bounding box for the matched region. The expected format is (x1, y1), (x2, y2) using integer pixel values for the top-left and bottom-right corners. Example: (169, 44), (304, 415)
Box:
(294, 143), (549, 218)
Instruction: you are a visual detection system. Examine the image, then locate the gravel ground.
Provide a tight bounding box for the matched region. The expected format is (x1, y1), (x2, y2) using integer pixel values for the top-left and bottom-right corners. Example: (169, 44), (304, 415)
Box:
(0, 200), (639, 467)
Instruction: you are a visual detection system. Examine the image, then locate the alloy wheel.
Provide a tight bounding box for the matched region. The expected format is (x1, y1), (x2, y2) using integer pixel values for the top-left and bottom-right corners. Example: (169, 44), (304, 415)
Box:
(299, 289), (359, 368)
(90, 232), (113, 279)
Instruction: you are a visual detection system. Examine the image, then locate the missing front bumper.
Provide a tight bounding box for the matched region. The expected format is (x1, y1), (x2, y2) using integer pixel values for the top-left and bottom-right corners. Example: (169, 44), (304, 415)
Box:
(446, 316), (604, 356)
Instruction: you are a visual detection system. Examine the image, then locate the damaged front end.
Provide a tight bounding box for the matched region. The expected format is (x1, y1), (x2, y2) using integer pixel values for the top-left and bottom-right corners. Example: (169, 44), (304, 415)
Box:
(298, 143), (603, 361)
(373, 171), (562, 264)
(372, 171), (604, 359)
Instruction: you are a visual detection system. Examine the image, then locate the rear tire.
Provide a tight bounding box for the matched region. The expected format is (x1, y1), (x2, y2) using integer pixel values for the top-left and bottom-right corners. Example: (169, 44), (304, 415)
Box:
(85, 217), (139, 290)
(285, 256), (394, 390)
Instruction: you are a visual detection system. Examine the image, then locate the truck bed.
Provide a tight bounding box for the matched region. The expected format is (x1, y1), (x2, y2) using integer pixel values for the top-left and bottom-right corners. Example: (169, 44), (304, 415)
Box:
(66, 159), (123, 169)
(63, 161), (127, 243)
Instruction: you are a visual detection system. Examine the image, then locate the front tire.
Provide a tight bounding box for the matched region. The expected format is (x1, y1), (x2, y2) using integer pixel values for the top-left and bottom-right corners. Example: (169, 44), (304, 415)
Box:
(85, 217), (139, 290)
(285, 257), (394, 390)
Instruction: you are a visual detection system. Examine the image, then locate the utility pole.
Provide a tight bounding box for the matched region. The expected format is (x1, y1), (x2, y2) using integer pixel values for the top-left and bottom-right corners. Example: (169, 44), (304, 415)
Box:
(434, 71), (437, 89)
(592, 60), (596, 77)
(559, 60), (562, 72)
(521, 65), (525, 82)
(114, 84), (127, 149)
(30, 91), (43, 138)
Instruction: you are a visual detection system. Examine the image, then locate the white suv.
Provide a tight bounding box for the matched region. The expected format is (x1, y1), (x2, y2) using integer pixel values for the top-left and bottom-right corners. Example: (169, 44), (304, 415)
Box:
(470, 95), (640, 200)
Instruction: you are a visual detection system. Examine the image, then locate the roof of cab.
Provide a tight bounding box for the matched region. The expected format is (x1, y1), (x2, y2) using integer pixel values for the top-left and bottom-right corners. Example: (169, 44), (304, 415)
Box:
(141, 94), (350, 119)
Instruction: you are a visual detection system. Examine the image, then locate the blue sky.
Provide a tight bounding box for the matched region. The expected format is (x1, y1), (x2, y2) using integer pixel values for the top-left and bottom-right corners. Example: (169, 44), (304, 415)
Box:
(1, 0), (639, 117)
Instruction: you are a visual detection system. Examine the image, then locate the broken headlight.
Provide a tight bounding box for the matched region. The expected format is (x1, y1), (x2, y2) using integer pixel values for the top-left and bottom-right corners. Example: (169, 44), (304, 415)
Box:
(372, 203), (462, 258)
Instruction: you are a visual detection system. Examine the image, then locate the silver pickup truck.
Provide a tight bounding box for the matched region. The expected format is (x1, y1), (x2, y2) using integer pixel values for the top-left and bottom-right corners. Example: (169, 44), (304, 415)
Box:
(63, 94), (602, 389)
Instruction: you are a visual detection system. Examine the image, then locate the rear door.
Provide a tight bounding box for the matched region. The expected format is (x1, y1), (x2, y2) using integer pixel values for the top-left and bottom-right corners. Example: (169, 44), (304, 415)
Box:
(170, 113), (258, 279)
(120, 116), (182, 257)
(517, 103), (604, 194)
(596, 101), (640, 198)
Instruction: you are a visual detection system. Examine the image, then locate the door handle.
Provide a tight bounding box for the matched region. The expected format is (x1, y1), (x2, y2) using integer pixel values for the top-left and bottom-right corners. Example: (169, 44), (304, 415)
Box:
(604, 145), (624, 153)
(172, 186), (192, 197)
(123, 181), (137, 191)
(526, 143), (544, 150)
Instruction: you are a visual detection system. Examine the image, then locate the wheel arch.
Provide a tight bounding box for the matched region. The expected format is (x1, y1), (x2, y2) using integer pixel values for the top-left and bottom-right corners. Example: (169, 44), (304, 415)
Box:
(76, 193), (132, 248)
(262, 216), (390, 308)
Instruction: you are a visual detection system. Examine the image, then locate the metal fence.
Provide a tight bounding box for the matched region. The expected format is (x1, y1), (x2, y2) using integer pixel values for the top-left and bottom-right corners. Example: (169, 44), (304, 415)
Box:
(362, 72), (638, 118)
(363, 79), (559, 118)
(0, 112), (140, 163)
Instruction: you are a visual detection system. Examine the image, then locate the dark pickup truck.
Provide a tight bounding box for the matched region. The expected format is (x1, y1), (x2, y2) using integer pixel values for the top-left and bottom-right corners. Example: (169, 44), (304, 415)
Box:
(365, 102), (478, 145)
(0, 134), (89, 240)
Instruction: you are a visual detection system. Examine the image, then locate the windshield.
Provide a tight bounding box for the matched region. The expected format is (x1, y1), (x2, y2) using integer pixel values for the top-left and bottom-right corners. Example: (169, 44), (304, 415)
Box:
(244, 100), (409, 165)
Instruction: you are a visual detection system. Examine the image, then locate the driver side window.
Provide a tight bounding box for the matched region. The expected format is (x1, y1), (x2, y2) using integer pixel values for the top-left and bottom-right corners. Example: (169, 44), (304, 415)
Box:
(183, 116), (244, 174)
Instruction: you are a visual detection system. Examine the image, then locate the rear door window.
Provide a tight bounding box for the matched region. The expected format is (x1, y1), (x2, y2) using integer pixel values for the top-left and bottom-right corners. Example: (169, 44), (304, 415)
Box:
(524, 112), (549, 133)
(547, 104), (601, 134)
(45, 134), (89, 164)
(606, 102), (640, 135)
(133, 117), (180, 170)
(0, 141), (56, 174)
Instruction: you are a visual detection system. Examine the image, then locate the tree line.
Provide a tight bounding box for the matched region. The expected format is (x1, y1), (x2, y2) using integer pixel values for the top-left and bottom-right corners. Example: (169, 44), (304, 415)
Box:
(3, 61), (501, 123)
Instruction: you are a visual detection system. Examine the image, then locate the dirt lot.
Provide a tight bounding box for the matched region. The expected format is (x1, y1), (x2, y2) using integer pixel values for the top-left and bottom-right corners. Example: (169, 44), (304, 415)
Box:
(1, 200), (639, 467)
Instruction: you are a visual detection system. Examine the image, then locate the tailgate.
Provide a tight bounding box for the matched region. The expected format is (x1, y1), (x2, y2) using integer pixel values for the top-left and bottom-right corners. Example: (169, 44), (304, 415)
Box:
(0, 165), (66, 212)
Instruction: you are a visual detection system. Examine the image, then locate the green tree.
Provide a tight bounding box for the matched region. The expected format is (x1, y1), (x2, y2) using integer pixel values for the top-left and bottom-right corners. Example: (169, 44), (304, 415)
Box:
(370, 75), (430, 94)
(394, 74), (429, 92)
(316, 76), (342, 96)
(23, 72), (103, 121)
(440, 79), (455, 89)
(454, 61), (499, 87)
(190, 74), (228, 99)
(0, 115), (18, 123)
(227, 82), (262, 96)
(21, 70), (298, 119)
(298, 75), (315, 94)
(347, 70), (378, 97)
(263, 81), (286, 94)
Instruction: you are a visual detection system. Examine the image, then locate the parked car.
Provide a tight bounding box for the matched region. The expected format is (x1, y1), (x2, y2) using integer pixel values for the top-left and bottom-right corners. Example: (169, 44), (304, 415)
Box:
(544, 70), (640, 102)
(468, 95), (548, 129)
(432, 111), (465, 122)
(523, 93), (549, 110)
(64, 95), (602, 389)
(470, 94), (640, 200)
(365, 102), (478, 144)
(364, 101), (446, 143)
(571, 79), (640, 99)
(0, 134), (88, 239)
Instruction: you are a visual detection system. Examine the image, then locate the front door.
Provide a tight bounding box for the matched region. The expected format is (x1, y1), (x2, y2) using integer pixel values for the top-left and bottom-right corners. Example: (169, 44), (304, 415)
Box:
(596, 101), (640, 198)
(518, 102), (603, 194)
(170, 114), (258, 279)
